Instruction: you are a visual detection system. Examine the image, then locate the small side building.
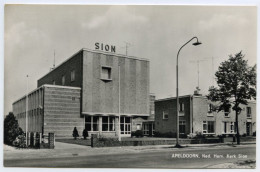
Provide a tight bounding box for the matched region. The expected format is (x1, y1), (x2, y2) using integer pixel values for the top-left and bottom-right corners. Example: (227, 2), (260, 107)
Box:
(13, 85), (82, 137)
(155, 95), (256, 136)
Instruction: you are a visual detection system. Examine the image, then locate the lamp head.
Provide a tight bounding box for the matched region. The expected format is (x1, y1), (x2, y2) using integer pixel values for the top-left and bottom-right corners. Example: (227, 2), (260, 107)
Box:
(192, 41), (202, 46)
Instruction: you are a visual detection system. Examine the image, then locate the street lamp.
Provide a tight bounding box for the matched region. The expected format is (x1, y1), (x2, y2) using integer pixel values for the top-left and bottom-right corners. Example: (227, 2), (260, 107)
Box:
(118, 65), (121, 141)
(26, 75), (29, 146)
(175, 37), (201, 148)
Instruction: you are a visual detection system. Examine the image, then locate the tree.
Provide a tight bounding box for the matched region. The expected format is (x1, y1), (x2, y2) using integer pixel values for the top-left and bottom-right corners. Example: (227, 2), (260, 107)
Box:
(82, 129), (88, 140)
(207, 51), (256, 145)
(4, 112), (24, 145)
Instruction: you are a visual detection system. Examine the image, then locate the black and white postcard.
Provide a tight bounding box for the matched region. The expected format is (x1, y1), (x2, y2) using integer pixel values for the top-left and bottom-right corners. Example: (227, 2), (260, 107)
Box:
(2, 1), (258, 170)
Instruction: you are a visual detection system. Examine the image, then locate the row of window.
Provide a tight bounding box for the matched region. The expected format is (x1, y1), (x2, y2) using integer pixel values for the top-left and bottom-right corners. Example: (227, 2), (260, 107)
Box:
(84, 116), (131, 134)
(162, 105), (252, 119)
(52, 70), (75, 86)
(52, 66), (113, 86)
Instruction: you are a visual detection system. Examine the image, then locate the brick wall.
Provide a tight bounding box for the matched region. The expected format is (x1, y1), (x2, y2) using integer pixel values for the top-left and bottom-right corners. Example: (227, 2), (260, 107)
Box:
(154, 96), (191, 134)
(37, 50), (83, 88)
(43, 86), (84, 137)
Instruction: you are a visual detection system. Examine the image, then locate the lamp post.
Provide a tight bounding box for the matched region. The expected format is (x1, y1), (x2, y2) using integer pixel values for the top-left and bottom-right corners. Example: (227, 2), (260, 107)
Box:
(118, 65), (121, 141)
(26, 75), (29, 146)
(175, 37), (201, 148)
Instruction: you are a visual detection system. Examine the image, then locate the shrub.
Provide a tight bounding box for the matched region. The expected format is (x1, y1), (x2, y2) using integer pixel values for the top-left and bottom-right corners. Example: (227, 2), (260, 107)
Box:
(72, 127), (79, 140)
(242, 133), (247, 137)
(12, 134), (27, 148)
(154, 131), (177, 138)
(165, 132), (176, 138)
(98, 136), (119, 142)
(4, 112), (24, 145)
(179, 133), (187, 138)
(194, 132), (205, 139)
(131, 130), (144, 137)
(154, 131), (162, 137)
(135, 130), (144, 137)
(187, 133), (196, 139)
(82, 129), (89, 139)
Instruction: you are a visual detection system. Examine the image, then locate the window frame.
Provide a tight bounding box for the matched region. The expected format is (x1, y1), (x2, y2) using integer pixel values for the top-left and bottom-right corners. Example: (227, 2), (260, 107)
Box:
(143, 124), (149, 135)
(230, 122), (234, 133)
(163, 110), (169, 119)
(101, 116), (115, 132)
(224, 108), (231, 118)
(247, 107), (252, 118)
(62, 75), (66, 86)
(100, 66), (112, 81)
(179, 120), (186, 134)
(179, 102), (185, 116)
(202, 121), (215, 134)
(207, 104), (214, 116)
(71, 70), (75, 82)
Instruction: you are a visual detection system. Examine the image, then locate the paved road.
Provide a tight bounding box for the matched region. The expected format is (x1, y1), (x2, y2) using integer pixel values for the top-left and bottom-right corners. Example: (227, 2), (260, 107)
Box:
(4, 145), (255, 168)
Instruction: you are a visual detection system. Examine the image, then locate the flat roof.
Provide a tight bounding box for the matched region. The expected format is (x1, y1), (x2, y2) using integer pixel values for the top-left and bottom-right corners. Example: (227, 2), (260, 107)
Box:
(38, 48), (149, 81)
(155, 95), (193, 102)
(13, 84), (81, 105)
(155, 94), (256, 104)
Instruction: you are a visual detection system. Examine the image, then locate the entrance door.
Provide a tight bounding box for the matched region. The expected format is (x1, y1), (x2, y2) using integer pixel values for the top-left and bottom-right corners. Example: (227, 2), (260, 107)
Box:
(246, 122), (252, 136)
(120, 117), (131, 137)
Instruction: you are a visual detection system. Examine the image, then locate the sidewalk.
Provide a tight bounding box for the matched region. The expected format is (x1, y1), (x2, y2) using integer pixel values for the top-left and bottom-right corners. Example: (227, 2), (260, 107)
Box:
(4, 140), (256, 160)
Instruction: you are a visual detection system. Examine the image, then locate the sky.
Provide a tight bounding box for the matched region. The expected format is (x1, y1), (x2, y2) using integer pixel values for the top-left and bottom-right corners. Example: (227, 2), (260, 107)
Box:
(3, 5), (257, 115)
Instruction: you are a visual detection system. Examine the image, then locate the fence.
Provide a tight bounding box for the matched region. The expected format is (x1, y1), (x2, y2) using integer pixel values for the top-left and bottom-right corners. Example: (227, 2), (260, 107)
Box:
(27, 132), (55, 149)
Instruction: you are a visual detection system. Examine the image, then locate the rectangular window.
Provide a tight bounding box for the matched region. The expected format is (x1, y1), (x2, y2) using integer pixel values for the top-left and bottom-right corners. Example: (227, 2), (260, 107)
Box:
(208, 104), (212, 112)
(101, 116), (115, 131)
(230, 122), (234, 133)
(101, 66), (112, 80)
(62, 75), (65, 86)
(224, 122), (227, 133)
(163, 111), (168, 119)
(152, 123), (155, 135)
(143, 124), (149, 135)
(71, 70), (75, 82)
(203, 121), (207, 133)
(179, 121), (186, 134)
(102, 116), (109, 131)
(207, 104), (214, 116)
(109, 117), (115, 131)
(179, 102), (184, 112)
(203, 121), (215, 134)
(85, 116), (91, 131)
(207, 121), (215, 133)
(247, 107), (251, 118)
(93, 116), (99, 131)
(224, 108), (230, 117)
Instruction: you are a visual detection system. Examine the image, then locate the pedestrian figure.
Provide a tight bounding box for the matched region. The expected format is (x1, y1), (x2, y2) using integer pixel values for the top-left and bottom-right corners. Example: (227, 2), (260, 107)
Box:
(82, 129), (89, 140)
(72, 127), (79, 140)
